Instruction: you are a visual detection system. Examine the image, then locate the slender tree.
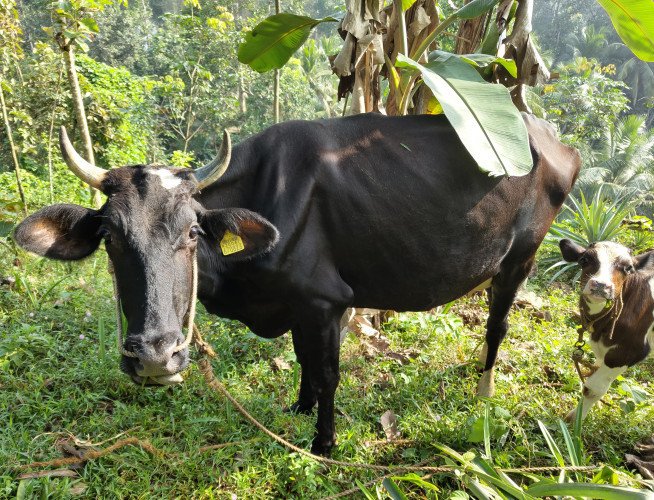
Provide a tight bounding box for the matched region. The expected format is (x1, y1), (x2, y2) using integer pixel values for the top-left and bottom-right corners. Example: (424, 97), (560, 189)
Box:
(48, 0), (117, 207)
(0, 0), (27, 213)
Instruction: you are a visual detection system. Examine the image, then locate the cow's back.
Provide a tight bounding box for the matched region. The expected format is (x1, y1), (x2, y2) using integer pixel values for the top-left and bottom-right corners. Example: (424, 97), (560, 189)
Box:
(201, 113), (580, 313)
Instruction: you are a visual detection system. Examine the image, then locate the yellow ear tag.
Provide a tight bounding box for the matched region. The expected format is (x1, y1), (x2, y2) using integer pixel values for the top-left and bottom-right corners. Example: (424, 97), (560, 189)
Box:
(220, 230), (245, 256)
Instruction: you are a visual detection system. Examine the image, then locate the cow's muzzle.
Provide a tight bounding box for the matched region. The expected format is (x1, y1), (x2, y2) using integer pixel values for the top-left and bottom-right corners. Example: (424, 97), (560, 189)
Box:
(121, 332), (190, 386)
(584, 278), (615, 300)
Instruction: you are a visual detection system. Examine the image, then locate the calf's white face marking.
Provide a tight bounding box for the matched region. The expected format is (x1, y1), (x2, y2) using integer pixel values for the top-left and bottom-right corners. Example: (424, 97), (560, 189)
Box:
(582, 242), (632, 314)
(149, 169), (182, 190)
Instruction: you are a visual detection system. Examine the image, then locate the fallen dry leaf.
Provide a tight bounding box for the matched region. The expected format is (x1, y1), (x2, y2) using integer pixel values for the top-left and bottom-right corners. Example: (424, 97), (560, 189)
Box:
(625, 454), (654, 479)
(69, 482), (88, 496)
(17, 469), (78, 480)
(271, 357), (292, 371)
(380, 410), (401, 441)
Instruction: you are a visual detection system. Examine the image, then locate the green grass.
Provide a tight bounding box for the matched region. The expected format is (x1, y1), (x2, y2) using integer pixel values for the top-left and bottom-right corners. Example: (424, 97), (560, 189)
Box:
(1, 244), (653, 498)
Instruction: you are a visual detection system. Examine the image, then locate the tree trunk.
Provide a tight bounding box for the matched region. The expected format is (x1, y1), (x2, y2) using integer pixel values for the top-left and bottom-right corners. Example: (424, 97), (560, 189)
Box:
(62, 44), (102, 208)
(455, 2), (490, 54)
(47, 66), (64, 204)
(0, 82), (27, 214)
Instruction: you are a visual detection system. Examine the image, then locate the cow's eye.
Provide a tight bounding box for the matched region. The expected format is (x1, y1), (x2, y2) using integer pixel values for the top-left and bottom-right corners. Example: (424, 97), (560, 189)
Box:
(624, 264), (635, 274)
(578, 255), (588, 266)
(189, 226), (200, 240)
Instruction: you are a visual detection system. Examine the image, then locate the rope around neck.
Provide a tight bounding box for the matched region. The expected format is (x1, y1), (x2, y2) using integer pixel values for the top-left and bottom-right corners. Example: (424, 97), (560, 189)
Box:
(579, 289), (624, 340)
(108, 253), (198, 359)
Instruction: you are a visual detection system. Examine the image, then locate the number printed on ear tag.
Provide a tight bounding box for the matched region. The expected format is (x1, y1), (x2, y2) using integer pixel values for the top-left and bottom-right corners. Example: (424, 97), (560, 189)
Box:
(220, 230), (245, 255)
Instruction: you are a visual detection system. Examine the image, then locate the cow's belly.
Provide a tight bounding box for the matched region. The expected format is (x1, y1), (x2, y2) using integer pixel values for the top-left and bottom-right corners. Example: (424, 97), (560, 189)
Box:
(335, 225), (515, 311)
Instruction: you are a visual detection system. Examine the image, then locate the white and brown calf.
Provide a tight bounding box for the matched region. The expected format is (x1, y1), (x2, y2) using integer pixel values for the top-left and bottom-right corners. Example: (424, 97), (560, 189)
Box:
(560, 239), (654, 421)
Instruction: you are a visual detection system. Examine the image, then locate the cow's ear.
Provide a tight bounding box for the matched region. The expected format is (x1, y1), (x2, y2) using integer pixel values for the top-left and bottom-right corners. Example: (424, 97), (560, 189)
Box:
(14, 204), (102, 260)
(200, 208), (279, 260)
(559, 239), (586, 263)
(634, 251), (654, 271)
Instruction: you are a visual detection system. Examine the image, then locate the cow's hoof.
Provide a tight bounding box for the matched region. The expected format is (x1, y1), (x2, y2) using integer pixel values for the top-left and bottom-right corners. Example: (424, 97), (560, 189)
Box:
(310, 438), (334, 457)
(283, 401), (316, 415)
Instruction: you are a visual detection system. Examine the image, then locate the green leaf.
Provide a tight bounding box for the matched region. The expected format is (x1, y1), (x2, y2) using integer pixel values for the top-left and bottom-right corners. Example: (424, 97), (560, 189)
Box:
(395, 53), (532, 177)
(527, 482), (654, 499)
(402, 0), (418, 10)
(456, 0), (501, 20)
(557, 419), (582, 467)
(383, 478), (409, 500)
(392, 474), (440, 492)
(453, 52), (518, 78)
(238, 13), (337, 73)
(537, 420), (565, 467)
(595, 0), (654, 62)
(79, 17), (100, 33)
(356, 480), (378, 500)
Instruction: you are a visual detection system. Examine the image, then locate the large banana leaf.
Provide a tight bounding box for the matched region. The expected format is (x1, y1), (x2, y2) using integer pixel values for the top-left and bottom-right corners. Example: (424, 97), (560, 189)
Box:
(596, 0), (654, 62)
(395, 52), (532, 177)
(238, 13), (336, 73)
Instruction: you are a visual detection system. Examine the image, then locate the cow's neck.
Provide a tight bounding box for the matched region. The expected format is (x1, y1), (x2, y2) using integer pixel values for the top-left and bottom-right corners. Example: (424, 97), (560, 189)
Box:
(194, 144), (260, 211)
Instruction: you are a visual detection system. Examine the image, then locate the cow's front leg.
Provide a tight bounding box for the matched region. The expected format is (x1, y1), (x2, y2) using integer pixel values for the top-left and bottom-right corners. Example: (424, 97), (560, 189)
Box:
(566, 362), (627, 421)
(286, 327), (317, 415)
(295, 300), (344, 456)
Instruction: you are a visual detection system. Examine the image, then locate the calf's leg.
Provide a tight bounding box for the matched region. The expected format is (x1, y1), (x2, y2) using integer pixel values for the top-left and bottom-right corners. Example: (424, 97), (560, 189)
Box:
(566, 363), (627, 421)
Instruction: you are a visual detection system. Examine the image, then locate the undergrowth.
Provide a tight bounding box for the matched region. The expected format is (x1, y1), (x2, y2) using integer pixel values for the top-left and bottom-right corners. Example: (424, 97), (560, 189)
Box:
(1, 241), (654, 498)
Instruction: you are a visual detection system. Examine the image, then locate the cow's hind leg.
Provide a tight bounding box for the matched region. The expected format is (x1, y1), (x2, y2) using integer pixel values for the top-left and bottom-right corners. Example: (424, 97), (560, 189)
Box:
(477, 259), (533, 398)
(286, 326), (317, 414)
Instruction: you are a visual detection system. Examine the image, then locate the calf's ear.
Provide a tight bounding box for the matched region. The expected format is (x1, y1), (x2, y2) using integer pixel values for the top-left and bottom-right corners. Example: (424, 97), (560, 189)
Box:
(634, 251), (654, 271)
(559, 239), (586, 263)
(200, 208), (279, 260)
(14, 204), (102, 260)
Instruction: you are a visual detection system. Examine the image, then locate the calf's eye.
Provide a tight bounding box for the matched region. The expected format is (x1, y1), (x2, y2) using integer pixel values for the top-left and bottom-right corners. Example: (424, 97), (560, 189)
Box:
(189, 226), (200, 240)
(624, 264), (635, 274)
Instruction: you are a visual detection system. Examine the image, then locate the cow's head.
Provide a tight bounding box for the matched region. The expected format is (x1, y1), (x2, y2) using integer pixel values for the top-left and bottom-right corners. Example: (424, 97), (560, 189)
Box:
(14, 127), (279, 385)
(558, 239), (653, 314)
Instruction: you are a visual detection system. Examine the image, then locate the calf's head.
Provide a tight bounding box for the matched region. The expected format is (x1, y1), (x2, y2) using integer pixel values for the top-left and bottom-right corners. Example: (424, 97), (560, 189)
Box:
(559, 239), (653, 314)
(14, 127), (278, 385)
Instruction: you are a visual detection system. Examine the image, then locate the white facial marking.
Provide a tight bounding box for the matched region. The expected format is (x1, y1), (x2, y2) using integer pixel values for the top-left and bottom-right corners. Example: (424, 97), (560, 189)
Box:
(584, 297), (608, 315)
(149, 169), (182, 189)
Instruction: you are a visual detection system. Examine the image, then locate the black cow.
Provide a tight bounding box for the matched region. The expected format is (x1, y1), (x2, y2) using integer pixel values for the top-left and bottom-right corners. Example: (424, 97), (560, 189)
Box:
(15, 112), (580, 455)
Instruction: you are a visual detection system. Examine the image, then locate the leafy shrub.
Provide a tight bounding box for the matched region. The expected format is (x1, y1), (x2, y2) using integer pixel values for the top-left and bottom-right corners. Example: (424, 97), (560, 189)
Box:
(539, 186), (635, 282)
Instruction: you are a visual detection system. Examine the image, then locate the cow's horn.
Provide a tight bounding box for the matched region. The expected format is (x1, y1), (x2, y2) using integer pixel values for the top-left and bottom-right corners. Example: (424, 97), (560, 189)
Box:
(59, 126), (106, 189)
(193, 130), (231, 189)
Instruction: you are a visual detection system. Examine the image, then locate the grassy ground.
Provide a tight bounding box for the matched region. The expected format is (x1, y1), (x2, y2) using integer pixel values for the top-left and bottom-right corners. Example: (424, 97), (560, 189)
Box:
(1, 242), (653, 499)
